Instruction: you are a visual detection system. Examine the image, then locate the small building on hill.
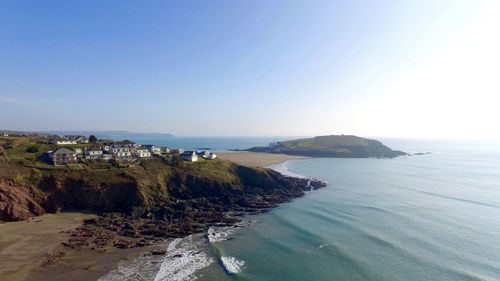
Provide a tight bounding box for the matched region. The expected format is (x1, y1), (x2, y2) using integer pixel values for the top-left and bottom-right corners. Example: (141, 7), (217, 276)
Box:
(202, 152), (217, 160)
(136, 148), (151, 158)
(112, 147), (132, 158)
(144, 145), (162, 155)
(54, 139), (77, 145)
(85, 148), (103, 160)
(180, 151), (198, 162)
(49, 148), (77, 165)
(63, 135), (89, 143)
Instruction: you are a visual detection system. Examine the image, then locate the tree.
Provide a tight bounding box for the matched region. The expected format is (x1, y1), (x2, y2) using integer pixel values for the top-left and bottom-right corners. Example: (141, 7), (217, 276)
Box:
(89, 135), (98, 143)
(27, 145), (39, 153)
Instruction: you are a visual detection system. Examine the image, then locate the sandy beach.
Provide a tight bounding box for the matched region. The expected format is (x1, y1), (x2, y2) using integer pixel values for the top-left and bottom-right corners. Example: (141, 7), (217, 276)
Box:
(0, 213), (95, 281)
(0, 153), (309, 281)
(217, 151), (309, 167)
(27, 245), (155, 281)
(0, 212), (157, 281)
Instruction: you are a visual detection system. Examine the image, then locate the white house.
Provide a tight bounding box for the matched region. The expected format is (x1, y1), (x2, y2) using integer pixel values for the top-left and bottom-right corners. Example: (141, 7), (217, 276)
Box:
(112, 147), (132, 158)
(144, 145), (162, 155)
(102, 154), (113, 161)
(63, 135), (89, 144)
(2, 133), (8, 137)
(180, 151), (198, 162)
(85, 148), (103, 160)
(55, 140), (77, 145)
(74, 148), (83, 154)
(136, 149), (151, 158)
(202, 152), (217, 160)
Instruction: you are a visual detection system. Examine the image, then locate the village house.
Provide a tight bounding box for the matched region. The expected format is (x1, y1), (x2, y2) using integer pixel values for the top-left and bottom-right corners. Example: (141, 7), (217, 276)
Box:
(171, 148), (183, 154)
(51, 136), (77, 145)
(101, 154), (113, 161)
(85, 148), (103, 160)
(63, 135), (89, 143)
(180, 151), (198, 162)
(202, 151), (217, 160)
(112, 147), (132, 158)
(54, 140), (77, 145)
(144, 145), (162, 155)
(49, 148), (77, 165)
(2, 132), (8, 137)
(135, 148), (151, 158)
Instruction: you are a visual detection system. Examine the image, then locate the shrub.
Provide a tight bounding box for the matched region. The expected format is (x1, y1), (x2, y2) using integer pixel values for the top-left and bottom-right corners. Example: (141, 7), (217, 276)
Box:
(27, 145), (39, 153)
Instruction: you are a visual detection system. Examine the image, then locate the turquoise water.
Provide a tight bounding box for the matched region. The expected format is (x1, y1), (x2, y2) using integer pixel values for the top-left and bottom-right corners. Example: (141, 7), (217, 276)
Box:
(198, 140), (500, 281)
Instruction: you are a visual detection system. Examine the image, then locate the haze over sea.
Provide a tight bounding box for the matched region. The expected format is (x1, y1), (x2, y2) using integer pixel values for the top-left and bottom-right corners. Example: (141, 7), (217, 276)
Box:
(102, 137), (500, 281)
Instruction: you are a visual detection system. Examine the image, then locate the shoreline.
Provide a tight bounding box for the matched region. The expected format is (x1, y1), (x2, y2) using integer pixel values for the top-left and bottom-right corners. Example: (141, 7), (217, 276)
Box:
(1, 155), (321, 281)
(0, 213), (96, 281)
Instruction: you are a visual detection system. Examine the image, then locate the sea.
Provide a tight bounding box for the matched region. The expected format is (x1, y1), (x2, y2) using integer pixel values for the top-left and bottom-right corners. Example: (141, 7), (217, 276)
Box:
(98, 137), (500, 281)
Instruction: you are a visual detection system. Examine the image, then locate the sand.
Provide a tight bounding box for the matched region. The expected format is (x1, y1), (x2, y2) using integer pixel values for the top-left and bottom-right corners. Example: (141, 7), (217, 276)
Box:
(27, 245), (155, 281)
(217, 151), (308, 167)
(0, 212), (157, 281)
(0, 213), (95, 281)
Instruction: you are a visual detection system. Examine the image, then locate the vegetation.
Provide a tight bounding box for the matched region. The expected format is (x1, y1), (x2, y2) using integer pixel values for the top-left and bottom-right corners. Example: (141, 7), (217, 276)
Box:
(26, 145), (39, 153)
(89, 135), (98, 143)
(0, 135), (315, 222)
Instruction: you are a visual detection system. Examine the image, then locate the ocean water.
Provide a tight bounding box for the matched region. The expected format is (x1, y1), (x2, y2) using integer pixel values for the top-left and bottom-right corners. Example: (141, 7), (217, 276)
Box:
(111, 136), (295, 151)
(99, 138), (500, 281)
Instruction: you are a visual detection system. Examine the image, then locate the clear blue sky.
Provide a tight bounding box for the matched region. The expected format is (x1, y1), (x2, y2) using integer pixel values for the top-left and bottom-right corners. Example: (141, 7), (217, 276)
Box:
(1, 1), (499, 139)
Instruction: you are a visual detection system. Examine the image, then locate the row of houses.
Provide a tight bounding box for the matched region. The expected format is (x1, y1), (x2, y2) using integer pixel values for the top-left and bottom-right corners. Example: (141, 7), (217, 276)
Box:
(51, 135), (89, 145)
(48, 139), (217, 165)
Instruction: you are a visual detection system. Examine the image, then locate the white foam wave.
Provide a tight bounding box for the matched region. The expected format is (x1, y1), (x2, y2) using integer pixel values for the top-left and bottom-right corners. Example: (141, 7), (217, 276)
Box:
(153, 236), (213, 281)
(207, 226), (234, 243)
(220, 256), (245, 274)
(267, 161), (307, 179)
(317, 244), (329, 249)
(98, 236), (212, 281)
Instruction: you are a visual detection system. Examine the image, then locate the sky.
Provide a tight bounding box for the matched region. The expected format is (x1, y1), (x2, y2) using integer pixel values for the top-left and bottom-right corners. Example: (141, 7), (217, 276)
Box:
(0, 0), (499, 139)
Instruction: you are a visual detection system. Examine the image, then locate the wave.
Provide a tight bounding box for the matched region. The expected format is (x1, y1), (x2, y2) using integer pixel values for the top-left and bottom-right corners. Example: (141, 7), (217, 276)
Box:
(153, 236), (213, 281)
(220, 256), (245, 274)
(98, 235), (212, 281)
(267, 160), (308, 179)
(207, 226), (235, 243)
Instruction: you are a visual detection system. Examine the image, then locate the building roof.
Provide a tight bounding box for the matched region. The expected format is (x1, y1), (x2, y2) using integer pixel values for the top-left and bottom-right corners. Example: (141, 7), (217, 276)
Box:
(64, 135), (86, 139)
(52, 148), (76, 155)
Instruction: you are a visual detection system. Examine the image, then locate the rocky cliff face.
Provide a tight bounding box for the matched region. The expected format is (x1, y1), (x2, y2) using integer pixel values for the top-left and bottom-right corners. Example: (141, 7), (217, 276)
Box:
(0, 181), (45, 221)
(0, 159), (325, 222)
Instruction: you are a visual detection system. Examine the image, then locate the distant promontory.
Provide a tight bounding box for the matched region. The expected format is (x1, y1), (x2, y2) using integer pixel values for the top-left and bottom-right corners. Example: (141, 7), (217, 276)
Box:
(246, 135), (406, 158)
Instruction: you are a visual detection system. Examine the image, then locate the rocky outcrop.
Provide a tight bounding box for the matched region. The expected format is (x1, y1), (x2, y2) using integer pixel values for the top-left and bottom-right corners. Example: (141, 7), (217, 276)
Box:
(0, 159), (326, 224)
(247, 135), (406, 158)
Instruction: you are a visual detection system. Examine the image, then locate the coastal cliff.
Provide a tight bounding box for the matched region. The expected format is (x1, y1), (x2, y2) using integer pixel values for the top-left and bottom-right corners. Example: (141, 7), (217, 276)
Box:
(247, 135), (406, 158)
(0, 136), (325, 247)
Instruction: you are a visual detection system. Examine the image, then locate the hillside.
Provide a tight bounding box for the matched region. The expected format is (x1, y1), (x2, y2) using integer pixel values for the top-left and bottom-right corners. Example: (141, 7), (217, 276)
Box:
(0, 136), (324, 224)
(248, 135), (406, 158)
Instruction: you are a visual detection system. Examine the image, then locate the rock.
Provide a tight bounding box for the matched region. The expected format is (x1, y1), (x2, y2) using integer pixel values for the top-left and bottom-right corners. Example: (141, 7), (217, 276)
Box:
(0, 182), (45, 221)
(150, 250), (166, 255)
(113, 239), (135, 249)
